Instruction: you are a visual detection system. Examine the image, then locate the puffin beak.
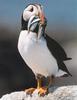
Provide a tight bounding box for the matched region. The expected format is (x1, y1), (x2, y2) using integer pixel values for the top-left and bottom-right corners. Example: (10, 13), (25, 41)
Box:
(37, 12), (45, 39)
(39, 11), (45, 25)
(28, 15), (40, 33)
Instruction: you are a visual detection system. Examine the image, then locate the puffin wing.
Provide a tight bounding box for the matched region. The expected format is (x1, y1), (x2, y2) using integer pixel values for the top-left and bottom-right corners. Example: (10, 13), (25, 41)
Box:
(45, 34), (72, 76)
(45, 34), (71, 62)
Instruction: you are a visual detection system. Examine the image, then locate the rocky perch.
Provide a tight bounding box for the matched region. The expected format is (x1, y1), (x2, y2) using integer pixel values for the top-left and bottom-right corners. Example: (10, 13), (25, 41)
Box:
(0, 85), (77, 100)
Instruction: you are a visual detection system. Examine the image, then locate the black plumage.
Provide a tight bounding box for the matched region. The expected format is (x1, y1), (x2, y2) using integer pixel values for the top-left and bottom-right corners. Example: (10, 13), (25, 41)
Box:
(45, 34), (72, 76)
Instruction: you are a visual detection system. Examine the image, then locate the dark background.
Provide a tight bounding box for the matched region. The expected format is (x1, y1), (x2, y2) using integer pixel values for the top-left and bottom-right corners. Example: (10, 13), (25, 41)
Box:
(0, 0), (77, 97)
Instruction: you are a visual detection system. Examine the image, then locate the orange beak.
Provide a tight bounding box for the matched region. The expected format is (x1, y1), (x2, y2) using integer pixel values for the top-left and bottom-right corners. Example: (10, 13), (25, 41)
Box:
(39, 12), (45, 25)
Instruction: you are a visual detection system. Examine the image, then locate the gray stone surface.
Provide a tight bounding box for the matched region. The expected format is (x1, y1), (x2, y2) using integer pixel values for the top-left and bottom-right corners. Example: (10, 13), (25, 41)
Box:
(0, 85), (77, 100)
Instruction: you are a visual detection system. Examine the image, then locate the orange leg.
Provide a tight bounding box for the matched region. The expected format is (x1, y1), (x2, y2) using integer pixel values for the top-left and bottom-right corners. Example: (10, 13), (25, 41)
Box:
(37, 76), (54, 96)
(37, 78), (48, 96)
(25, 76), (54, 96)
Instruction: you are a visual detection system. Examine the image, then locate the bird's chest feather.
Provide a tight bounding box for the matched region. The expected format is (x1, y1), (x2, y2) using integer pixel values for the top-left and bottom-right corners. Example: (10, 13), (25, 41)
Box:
(23, 35), (47, 61)
(18, 31), (58, 76)
(18, 31), (48, 62)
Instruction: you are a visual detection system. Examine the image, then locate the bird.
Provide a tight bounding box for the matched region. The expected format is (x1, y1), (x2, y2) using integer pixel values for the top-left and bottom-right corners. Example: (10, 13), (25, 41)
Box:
(18, 4), (72, 96)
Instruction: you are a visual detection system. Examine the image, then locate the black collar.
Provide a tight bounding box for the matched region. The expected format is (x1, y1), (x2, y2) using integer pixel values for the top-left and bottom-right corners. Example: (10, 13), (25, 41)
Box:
(21, 15), (28, 30)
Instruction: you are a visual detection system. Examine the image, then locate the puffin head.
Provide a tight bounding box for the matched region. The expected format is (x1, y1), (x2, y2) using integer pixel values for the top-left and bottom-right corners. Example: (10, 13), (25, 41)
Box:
(21, 4), (47, 36)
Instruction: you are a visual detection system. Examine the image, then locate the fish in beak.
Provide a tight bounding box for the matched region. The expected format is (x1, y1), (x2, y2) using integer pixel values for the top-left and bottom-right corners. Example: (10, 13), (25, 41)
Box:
(28, 15), (40, 33)
(27, 7), (46, 39)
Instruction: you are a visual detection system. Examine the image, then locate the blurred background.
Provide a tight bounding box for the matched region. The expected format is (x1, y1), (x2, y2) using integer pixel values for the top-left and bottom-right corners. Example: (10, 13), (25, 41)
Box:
(0, 0), (77, 97)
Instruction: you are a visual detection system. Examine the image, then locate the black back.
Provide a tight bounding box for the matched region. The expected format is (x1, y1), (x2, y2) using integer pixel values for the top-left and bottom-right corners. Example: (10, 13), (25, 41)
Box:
(45, 34), (71, 61)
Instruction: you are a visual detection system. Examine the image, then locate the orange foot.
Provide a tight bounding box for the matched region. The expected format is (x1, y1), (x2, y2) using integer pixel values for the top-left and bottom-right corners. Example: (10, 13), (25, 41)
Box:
(25, 88), (35, 95)
(38, 87), (48, 96)
(25, 87), (48, 96)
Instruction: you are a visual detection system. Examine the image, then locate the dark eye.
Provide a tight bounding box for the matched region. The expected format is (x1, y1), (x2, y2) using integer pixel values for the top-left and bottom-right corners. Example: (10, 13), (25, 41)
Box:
(30, 7), (33, 12)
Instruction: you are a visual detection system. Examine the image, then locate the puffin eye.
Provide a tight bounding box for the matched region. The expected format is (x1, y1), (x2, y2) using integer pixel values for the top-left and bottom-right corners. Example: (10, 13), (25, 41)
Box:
(30, 7), (33, 12)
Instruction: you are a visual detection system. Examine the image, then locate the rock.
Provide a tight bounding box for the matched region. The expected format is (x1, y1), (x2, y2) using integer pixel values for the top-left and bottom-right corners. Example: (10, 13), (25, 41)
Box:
(0, 85), (77, 100)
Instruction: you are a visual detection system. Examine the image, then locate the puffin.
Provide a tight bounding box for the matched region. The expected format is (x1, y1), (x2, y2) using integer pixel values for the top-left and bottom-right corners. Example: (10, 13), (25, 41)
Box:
(18, 4), (72, 96)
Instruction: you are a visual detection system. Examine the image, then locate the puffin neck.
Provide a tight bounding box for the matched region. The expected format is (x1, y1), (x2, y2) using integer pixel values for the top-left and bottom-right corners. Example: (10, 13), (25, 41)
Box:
(21, 15), (28, 30)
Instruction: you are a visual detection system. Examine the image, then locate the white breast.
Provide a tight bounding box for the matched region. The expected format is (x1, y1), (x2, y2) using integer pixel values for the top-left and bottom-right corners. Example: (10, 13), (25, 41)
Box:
(18, 30), (62, 77)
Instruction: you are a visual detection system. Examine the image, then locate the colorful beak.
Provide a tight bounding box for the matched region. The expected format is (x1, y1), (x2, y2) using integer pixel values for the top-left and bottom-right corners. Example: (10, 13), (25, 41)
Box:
(39, 12), (45, 25)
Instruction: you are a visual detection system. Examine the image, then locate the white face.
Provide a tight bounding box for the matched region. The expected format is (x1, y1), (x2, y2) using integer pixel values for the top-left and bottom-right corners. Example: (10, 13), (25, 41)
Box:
(23, 4), (42, 21)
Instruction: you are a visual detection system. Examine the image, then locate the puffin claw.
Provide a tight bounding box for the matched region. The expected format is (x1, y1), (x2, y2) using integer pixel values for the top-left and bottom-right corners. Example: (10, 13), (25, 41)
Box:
(38, 87), (48, 96)
(25, 88), (36, 95)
